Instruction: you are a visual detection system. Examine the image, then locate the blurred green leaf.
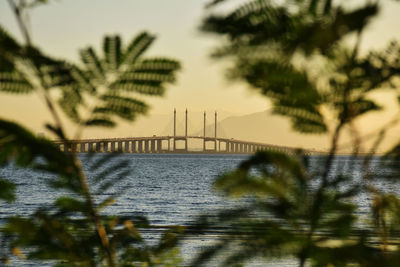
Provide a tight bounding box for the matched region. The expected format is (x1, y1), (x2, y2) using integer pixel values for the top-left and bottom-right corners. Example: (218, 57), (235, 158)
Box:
(0, 178), (15, 203)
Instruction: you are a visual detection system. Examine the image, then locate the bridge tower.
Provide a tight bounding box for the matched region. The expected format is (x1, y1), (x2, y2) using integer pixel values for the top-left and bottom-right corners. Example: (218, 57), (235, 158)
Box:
(185, 108), (188, 150)
(202, 111), (218, 152)
(215, 111), (217, 150)
(203, 111), (206, 151)
(173, 108), (176, 151)
(172, 108), (188, 152)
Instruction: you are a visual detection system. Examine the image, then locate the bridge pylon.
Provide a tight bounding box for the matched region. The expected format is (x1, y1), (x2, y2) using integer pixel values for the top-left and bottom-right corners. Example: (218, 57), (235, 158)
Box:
(172, 108), (188, 152)
(203, 111), (218, 152)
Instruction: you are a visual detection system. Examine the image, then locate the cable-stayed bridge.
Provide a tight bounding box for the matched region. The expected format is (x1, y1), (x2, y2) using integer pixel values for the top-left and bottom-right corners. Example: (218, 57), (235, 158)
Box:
(55, 109), (323, 155)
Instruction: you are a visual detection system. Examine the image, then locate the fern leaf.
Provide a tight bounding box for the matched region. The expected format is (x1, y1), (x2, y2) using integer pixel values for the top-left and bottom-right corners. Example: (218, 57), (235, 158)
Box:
(122, 32), (155, 66)
(85, 117), (115, 127)
(58, 86), (82, 123)
(101, 94), (148, 113)
(103, 35), (121, 71)
(0, 25), (21, 71)
(80, 47), (105, 81)
(110, 83), (165, 95)
(119, 72), (176, 83)
(0, 77), (33, 94)
(94, 94), (148, 120)
(70, 66), (96, 93)
(133, 58), (181, 74)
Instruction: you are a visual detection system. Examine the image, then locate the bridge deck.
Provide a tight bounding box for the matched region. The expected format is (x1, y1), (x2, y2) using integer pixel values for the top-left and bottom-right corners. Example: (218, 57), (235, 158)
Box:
(53, 135), (325, 155)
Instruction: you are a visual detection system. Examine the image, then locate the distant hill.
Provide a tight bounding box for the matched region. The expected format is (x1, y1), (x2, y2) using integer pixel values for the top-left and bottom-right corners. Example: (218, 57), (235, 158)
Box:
(215, 111), (330, 150)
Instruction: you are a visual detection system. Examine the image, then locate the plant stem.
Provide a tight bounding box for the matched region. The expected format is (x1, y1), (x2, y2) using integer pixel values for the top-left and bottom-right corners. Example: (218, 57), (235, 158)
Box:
(8, 2), (116, 266)
(7, 0), (31, 46)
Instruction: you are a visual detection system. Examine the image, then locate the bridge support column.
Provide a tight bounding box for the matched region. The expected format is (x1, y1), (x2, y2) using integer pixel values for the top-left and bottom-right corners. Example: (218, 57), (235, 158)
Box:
(95, 142), (100, 152)
(117, 141), (123, 153)
(136, 141), (141, 153)
(93, 142), (98, 152)
(88, 143), (93, 152)
(131, 140), (138, 153)
(110, 142), (115, 152)
(145, 140), (149, 153)
(64, 143), (70, 152)
(124, 141), (130, 153)
(103, 142), (108, 153)
(157, 140), (161, 153)
(65, 143), (71, 152)
(151, 140), (155, 153)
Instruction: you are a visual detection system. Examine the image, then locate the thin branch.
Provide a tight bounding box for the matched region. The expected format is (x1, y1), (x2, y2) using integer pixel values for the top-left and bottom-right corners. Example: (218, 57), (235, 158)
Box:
(7, 0), (31, 46)
(7, 2), (116, 266)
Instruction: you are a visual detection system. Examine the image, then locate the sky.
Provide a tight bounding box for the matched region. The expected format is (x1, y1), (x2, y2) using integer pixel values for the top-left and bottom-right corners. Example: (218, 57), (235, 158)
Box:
(1, 0), (400, 146)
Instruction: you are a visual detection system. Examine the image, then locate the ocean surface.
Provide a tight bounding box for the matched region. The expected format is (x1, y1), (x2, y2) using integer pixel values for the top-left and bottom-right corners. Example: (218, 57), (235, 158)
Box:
(0, 154), (399, 266)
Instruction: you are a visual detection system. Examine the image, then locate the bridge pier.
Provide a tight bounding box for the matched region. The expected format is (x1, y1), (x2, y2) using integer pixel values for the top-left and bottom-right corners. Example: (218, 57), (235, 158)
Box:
(110, 142), (115, 152)
(103, 142), (108, 153)
(117, 141), (122, 152)
(157, 140), (162, 152)
(133, 141), (137, 153)
(87, 142), (91, 152)
(124, 141), (131, 153)
(65, 143), (72, 153)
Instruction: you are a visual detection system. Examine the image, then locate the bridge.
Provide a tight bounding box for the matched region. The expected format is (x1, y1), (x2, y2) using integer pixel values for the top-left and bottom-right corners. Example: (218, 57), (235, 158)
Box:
(55, 109), (322, 155)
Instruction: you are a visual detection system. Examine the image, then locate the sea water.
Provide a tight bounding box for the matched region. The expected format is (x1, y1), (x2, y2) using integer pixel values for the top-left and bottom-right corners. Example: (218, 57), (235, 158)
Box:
(1, 154), (399, 266)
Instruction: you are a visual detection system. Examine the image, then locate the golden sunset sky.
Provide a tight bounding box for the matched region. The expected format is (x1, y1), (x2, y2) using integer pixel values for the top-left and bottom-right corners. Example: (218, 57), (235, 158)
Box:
(1, 0), (400, 149)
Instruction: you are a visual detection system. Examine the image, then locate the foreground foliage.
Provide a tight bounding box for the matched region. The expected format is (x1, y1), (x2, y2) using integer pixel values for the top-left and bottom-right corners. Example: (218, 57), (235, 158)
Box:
(187, 0), (400, 266)
(0, 1), (181, 266)
(3, 0), (400, 267)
